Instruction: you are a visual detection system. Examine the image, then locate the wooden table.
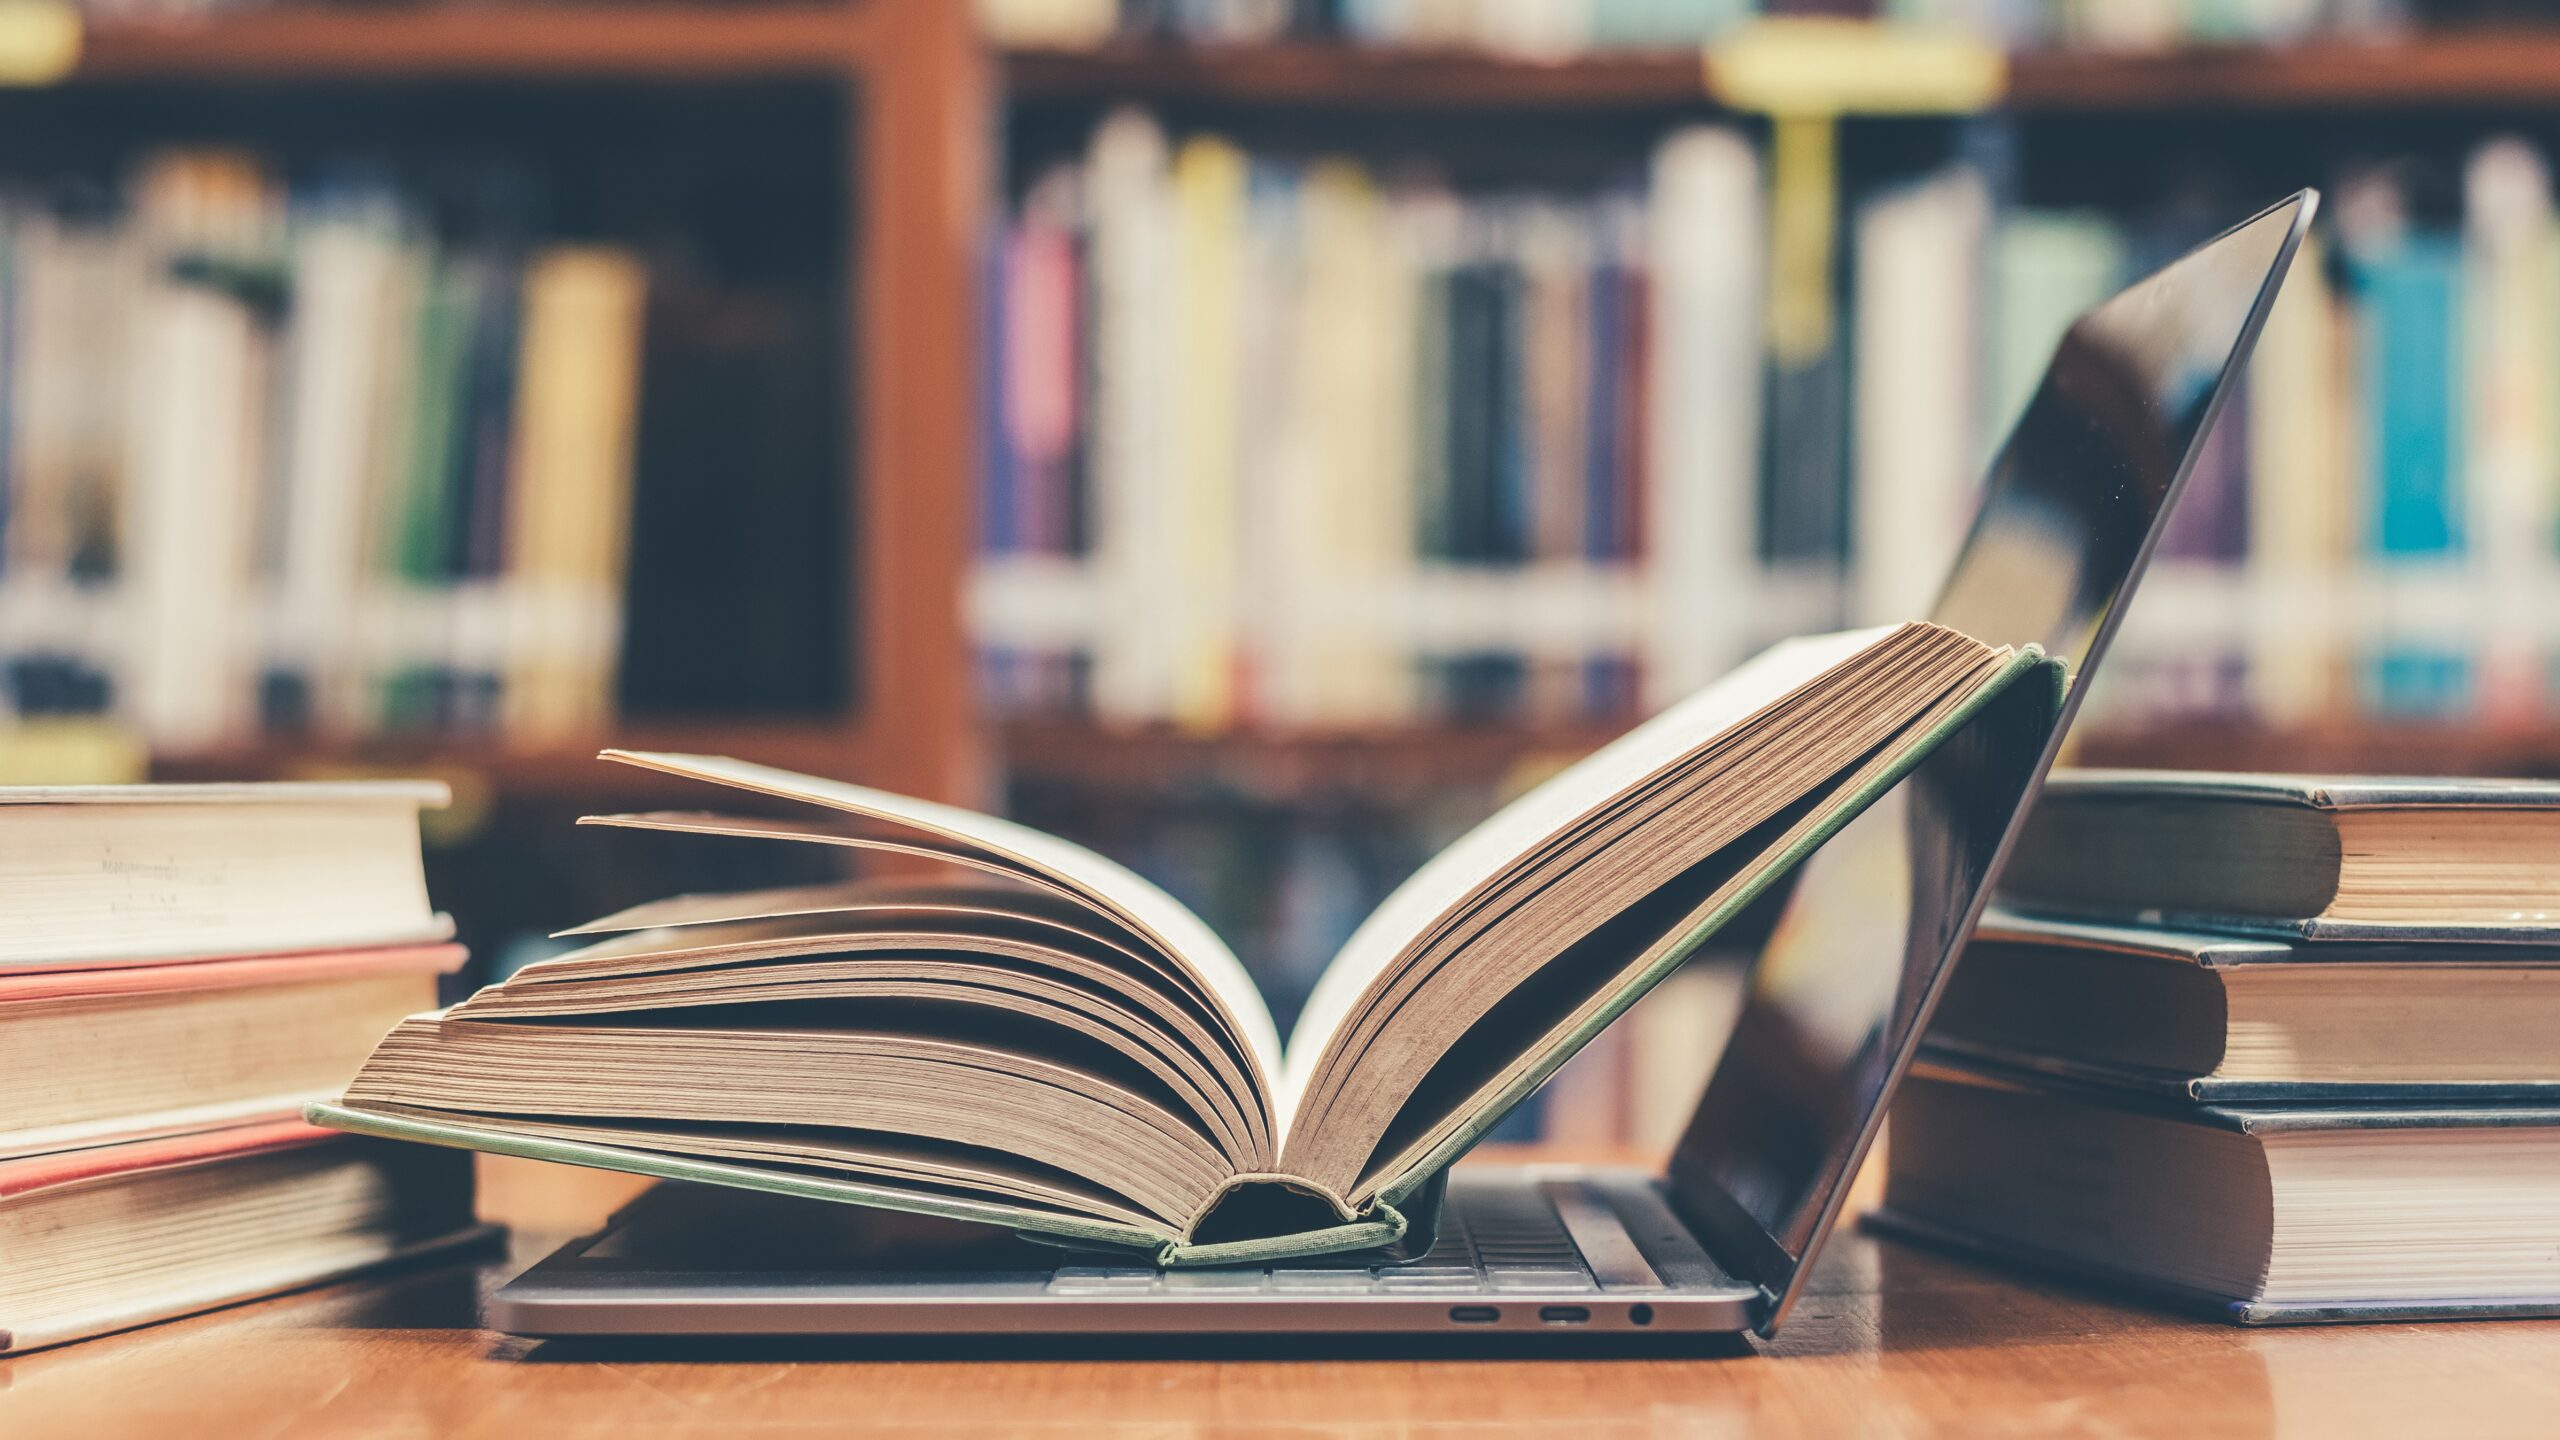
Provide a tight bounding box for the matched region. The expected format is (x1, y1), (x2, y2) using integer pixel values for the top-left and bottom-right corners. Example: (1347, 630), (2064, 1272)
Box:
(8, 1181), (2558, 1438)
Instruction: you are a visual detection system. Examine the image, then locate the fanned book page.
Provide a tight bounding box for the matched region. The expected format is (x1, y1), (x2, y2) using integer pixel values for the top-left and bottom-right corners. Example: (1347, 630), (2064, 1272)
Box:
(317, 622), (2049, 1264)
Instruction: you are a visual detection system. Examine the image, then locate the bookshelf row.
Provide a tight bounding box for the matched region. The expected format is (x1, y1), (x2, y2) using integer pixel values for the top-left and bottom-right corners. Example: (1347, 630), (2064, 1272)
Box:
(0, 118), (867, 747)
(0, 0), (987, 809)
(13, 11), (2560, 808)
(969, 101), (2560, 738)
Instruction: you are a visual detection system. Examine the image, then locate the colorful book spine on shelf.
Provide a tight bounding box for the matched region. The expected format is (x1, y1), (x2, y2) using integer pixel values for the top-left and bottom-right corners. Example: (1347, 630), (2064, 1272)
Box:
(976, 111), (1769, 729)
(978, 121), (2560, 739)
(0, 149), (651, 751)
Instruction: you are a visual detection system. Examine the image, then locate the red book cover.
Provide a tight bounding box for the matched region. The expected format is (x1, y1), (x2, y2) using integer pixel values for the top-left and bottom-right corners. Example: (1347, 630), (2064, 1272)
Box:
(0, 1117), (337, 1201)
(0, 942), (465, 1002)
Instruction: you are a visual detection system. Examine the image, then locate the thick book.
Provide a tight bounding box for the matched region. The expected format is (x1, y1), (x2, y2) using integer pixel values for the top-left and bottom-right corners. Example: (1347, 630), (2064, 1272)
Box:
(1996, 769), (2560, 941)
(1926, 910), (2560, 1101)
(1873, 1061), (2560, 1324)
(316, 622), (2051, 1265)
(0, 1119), (487, 1354)
(0, 780), (452, 968)
(0, 943), (465, 1159)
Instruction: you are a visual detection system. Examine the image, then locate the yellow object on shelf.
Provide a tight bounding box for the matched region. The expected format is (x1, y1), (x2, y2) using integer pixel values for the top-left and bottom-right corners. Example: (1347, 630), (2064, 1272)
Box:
(1709, 20), (2005, 367)
(0, 720), (146, 785)
(0, 0), (77, 86)
(1705, 18), (2006, 119)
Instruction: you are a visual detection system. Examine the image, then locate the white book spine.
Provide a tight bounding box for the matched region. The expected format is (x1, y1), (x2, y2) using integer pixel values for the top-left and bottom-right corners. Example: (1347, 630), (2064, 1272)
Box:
(2462, 138), (2560, 725)
(273, 215), (397, 733)
(1851, 165), (1990, 627)
(1642, 126), (1763, 709)
(1087, 109), (1183, 725)
(125, 260), (261, 748)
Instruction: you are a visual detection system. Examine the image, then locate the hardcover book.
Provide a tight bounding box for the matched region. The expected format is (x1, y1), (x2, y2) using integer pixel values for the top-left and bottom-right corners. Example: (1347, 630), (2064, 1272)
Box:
(0, 779), (451, 968)
(1926, 910), (2560, 1101)
(316, 621), (2051, 1265)
(0, 1119), (486, 1355)
(1874, 1061), (2560, 1325)
(0, 943), (465, 1159)
(1996, 769), (2560, 941)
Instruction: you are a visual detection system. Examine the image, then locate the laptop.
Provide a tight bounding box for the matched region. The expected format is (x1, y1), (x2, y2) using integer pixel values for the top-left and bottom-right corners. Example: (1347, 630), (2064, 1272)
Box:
(490, 189), (2316, 1345)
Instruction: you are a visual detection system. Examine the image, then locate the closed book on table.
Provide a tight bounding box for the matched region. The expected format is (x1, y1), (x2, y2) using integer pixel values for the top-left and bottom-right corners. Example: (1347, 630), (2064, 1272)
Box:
(0, 944), (465, 1159)
(1926, 910), (2560, 1100)
(1873, 1062), (2560, 1325)
(0, 1120), (487, 1354)
(0, 780), (450, 969)
(1996, 770), (2560, 941)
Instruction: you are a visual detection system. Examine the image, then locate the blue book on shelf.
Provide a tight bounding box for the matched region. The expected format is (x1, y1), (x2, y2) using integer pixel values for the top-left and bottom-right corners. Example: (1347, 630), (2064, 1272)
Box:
(2362, 649), (2474, 719)
(2353, 233), (2469, 716)
(1584, 256), (1624, 561)
(979, 228), (1017, 555)
(2356, 234), (2465, 559)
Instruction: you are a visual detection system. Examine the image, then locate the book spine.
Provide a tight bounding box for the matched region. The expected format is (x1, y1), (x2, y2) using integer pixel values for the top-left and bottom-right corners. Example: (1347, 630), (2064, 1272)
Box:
(1170, 133), (1248, 731)
(1850, 163), (1990, 627)
(1086, 108), (1183, 725)
(2352, 229), (2472, 717)
(1643, 126), (1763, 706)
(2463, 139), (2560, 728)
(2243, 228), (2350, 727)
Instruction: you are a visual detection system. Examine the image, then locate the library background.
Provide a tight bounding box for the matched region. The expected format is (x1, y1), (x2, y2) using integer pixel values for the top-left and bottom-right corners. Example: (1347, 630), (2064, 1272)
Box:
(0, 0), (2552, 1159)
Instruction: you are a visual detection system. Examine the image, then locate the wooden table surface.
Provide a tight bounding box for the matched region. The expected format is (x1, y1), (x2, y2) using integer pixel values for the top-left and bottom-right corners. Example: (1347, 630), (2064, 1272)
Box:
(8, 1173), (2559, 1439)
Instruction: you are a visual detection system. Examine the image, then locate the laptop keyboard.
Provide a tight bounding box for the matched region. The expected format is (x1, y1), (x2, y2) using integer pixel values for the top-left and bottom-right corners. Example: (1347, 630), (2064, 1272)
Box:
(1043, 1179), (1619, 1297)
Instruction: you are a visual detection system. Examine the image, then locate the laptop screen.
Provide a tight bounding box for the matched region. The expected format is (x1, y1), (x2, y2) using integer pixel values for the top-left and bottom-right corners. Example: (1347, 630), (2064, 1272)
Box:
(1666, 192), (2315, 1331)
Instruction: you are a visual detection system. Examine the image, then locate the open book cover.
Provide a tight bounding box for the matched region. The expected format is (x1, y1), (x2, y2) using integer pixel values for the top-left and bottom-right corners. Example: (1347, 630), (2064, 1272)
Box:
(314, 622), (2054, 1265)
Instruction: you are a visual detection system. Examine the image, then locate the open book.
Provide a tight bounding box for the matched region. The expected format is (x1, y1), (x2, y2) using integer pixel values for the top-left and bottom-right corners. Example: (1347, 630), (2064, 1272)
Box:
(314, 622), (2050, 1264)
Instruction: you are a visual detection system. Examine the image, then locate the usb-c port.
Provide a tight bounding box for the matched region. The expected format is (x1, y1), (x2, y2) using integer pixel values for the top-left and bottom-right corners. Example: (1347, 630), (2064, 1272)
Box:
(1447, 1306), (1500, 1324)
(1537, 1306), (1590, 1325)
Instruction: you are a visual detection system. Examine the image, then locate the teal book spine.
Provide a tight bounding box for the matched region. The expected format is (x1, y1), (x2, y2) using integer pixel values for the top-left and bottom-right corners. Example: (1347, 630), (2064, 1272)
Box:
(2358, 234), (2465, 558)
(2353, 233), (2471, 717)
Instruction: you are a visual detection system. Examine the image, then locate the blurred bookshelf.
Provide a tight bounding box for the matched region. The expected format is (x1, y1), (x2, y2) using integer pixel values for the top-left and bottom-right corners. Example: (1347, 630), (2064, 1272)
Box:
(11, 1), (2560, 1153)
(969, 4), (2560, 1150)
(0, 2), (985, 973)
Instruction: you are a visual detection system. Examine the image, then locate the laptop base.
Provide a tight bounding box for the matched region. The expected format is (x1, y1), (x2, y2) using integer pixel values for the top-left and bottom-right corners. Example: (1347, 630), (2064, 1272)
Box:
(490, 1166), (1763, 1340)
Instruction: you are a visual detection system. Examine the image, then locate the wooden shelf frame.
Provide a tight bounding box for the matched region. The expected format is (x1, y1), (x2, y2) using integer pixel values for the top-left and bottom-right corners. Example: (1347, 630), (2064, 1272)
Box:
(75, 6), (885, 80)
(1002, 29), (2560, 114)
(993, 716), (2560, 807)
(999, 718), (1622, 806)
(2008, 30), (2560, 110)
(1004, 42), (1710, 110)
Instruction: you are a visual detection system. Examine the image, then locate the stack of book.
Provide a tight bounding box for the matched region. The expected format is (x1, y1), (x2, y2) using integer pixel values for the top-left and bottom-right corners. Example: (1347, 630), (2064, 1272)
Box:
(1879, 769), (2560, 1324)
(0, 780), (484, 1354)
